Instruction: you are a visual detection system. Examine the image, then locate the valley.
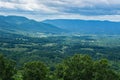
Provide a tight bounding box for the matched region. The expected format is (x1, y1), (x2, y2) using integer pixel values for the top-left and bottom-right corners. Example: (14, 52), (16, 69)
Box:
(1, 0), (120, 79)
(1, 32), (120, 71)
(1, 15), (120, 79)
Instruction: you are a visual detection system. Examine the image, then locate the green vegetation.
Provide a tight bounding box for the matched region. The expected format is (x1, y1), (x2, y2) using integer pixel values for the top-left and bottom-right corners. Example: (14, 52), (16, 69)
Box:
(1, 15), (120, 80)
(1, 34), (120, 70)
(1, 32), (120, 80)
(0, 54), (120, 80)
(23, 61), (48, 80)
(55, 54), (120, 80)
(0, 54), (16, 80)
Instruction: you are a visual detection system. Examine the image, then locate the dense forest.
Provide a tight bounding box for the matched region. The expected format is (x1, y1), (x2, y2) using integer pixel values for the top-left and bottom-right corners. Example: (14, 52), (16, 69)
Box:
(0, 53), (120, 80)
(1, 32), (120, 70)
(1, 32), (120, 80)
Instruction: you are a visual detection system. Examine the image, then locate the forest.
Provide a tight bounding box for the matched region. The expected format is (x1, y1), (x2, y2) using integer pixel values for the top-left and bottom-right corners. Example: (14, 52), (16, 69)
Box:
(0, 32), (120, 80)
(0, 53), (120, 80)
(1, 0), (120, 79)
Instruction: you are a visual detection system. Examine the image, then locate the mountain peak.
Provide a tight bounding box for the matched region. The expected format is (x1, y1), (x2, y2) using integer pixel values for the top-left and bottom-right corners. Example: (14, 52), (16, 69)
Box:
(0, 15), (65, 34)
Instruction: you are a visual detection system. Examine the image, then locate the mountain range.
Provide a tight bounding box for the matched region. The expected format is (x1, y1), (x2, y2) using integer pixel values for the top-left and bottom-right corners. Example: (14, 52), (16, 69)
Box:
(0, 15), (120, 36)
(43, 19), (120, 35)
(0, 16), (64, 35)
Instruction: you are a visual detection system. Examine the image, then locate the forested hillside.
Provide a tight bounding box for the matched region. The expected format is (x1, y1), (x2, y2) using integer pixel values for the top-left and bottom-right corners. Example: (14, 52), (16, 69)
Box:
(1, 0), (120, 79)
(43, 19), (120, 34)
(0, 16), (120, 80)
(0, 16), (65, 34)
(1, 32), (120, 70)
(0, 54), (120, 80)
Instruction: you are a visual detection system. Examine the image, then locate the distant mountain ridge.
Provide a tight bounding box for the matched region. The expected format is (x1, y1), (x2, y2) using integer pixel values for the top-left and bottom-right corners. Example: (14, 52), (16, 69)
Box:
(43, 19), (120, 35)
(0, 15), (65, 34)
(1, 15), (120, 35)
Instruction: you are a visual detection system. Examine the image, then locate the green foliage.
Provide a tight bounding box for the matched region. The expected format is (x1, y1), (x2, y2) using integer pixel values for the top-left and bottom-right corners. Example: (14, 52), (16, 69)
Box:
(0, 54), (16, 80)
(22, 61), (48, 80)
(55, 54), (120, 80)
(0, 34), (120, 80)
(1, 34), (120, 70)
(92, 59), (120, 80)
(0, 54), (120, 80)
(13, 71), (23, 80)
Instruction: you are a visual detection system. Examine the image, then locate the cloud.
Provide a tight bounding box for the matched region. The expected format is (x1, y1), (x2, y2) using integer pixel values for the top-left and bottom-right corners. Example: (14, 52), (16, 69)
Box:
(0, 0), (59, 13)
(0, 0), (120, 21)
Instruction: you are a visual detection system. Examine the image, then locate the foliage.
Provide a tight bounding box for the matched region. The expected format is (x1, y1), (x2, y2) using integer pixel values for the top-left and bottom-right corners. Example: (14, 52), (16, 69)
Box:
(92, 59), (120, 80)
(0, 54), (120, 80)
(55, 54), (120, 80)
(22, 61), (49, 80)
(1, 34), (120, 70)
(0, 54), (16, 80)
(1, 34), (120, 80)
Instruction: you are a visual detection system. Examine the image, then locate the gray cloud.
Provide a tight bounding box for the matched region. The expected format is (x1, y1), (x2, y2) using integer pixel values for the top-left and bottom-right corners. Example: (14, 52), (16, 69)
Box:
(0, 0), (120, 21)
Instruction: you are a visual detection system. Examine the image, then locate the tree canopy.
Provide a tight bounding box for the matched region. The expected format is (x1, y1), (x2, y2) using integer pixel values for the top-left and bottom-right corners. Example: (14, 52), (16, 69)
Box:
(0, 54), (16, 80)
(55, 54), (120, 80)
(0, 54), (120, 80)
(22, 61), (48, 80)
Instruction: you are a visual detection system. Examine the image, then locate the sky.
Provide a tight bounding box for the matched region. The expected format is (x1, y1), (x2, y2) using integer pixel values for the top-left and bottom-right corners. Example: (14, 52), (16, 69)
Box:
(0, 0), (120, 21)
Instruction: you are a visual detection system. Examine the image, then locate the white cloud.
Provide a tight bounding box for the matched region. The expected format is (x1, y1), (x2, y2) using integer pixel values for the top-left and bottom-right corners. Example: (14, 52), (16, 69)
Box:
(0, 1), (16, 9)
(0, 0), (120, 21)
(0, 0), (59, 13)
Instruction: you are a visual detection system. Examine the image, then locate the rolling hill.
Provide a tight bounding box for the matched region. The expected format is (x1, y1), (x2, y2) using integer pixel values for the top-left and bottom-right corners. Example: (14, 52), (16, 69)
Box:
(43, 19), (120, 35)
(1, 15), (120, 35)
(0, 16), (65, 35)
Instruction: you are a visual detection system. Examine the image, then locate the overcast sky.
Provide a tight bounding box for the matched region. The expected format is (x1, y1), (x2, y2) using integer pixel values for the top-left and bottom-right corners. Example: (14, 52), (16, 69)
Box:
(0, 0), (120, 21)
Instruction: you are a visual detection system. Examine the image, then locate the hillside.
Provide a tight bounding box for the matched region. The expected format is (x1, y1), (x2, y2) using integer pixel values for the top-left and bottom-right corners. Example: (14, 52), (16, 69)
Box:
(43, 19), (120, 35)
(0, 16), (65, 34)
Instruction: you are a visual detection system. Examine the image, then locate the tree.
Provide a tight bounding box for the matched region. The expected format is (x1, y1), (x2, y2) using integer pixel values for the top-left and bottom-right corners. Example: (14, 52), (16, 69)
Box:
(0, 54), (16, 80)
(55, 54), (93, 80)
(92, 59), (120, 80)
(55, 54), (120, 80)
(22, 61), (48, 80)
